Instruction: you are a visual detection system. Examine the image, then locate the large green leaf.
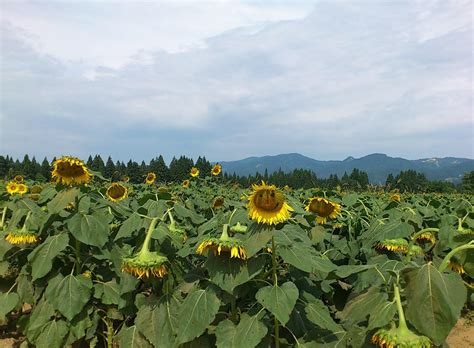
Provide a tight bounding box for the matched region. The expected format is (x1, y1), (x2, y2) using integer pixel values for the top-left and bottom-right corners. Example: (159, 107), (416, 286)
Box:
(0, 292), (19, 318)
(215, 313), (268, 348)
(176, 288), (221, 344)
(367, 300), (396, 330)
(47, 188), (79, 214)
(25, 298), (56, 343)
(135, 295), (181, 348)
(114, 213), (144, 241)
(35, 319), (69, 348)
(116, 325), (152, 348)
(255, 282), (298, 325)
(337, 287), (386, 325)
(305, 299), (342, 332)
(244, 228), (274, 258)
(403, 264), (467, 345)
(46, 274), (93, 321)
(278, 244), (336, 274)
(206, 253), (266, 293)
(94, 279), (124, 306)
(67, 212), (109, 247)
(28, 233), (69, 280)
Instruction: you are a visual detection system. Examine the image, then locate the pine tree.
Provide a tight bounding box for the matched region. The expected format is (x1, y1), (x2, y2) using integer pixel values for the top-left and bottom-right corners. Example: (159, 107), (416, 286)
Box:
(104, 157), (116, 179)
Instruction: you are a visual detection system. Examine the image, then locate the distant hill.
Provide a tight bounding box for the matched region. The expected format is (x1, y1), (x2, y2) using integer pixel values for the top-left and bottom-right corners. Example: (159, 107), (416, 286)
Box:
(220, 153), (474, 184)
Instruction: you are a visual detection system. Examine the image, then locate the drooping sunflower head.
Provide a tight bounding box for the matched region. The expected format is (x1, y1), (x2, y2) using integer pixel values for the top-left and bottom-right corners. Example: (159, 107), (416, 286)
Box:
(213, 196), (225, 209)
(390, 193), (401, 202)
(190, 167), (200, 177)
(5, 228), (38, 245)
(17, 184), (28, 195)
(29, 185), (43, 201)
(374, 239), (409, 253)
(121, 251), (168, 279)
(14, 175), (24, 183)
(182, 179), (190, 188)
(305, 197), (341, 224)
(407, 244), (423, 257)
(413, 231), (436, 245)
(247, 181), (293, 225)
(6, 181), (19, 195)
(196, 237), (247, 259)
(51, 156), (92, 186)
(211, 164), (222, 176)
(106, 182), (128, 202)
(371, 327), (431, 348)
(448, 259), (465, 274)
(121, 175), (130, 183)
(145, 172), (156, 185)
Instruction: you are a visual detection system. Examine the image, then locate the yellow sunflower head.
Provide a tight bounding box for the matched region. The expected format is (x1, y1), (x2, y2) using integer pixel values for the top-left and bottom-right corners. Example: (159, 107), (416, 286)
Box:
(51, 156), (92, 186)
(5, 228), (38, 245)
(371, 327), (431, 348)
(390, 193), (401, 202)
(121, 251), (168, 279)
(145, 172), (156, 185)
(190, 167), (200, 177)
(14, 175), (24, 183)
(305, 197), (341, 224)
(247, 181), (293, 225)
(6, 181), (19, 195)
(413, 231), (436, 245)
(106, 182), (128, 202)
(448, 260), (465, 274)
(182, 179), (190, 188)
(196, 237), (247, 259)
(17, 184), (28, 195)
(213, 196), (224, 209)
(211, 164), (222, 176)
(374, 239), (409, 253)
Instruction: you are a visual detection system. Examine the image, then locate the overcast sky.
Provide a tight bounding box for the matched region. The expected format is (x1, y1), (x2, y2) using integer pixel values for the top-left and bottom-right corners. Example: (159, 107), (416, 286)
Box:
(1, 0), (472, 163)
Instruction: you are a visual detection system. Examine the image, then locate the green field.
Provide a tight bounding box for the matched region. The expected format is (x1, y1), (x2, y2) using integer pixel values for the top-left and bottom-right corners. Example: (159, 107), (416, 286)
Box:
(1, 162), (473, 347)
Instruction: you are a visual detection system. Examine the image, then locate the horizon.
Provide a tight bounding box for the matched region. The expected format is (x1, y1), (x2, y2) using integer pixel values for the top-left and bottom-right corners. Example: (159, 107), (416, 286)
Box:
(1, 0), (472, 161)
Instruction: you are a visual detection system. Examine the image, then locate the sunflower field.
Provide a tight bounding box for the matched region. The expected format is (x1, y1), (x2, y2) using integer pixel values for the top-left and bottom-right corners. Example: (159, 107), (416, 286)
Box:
(0, 157), (473, 348)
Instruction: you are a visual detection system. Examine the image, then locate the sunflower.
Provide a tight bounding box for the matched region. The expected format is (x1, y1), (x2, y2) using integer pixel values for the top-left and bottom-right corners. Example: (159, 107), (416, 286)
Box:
(5, 228), (38, 245)
(182, 179), (190, 188)
(374, 239), (409, 253)
(305, 197), (341, 224)
(29, 185), (42, 201)
(51, 156), (92, 186)
(17, 184), (28, 195)
(122, 251), (168, 279)
(145, 172), (156, 185)
(390, 193), (401, 202)
(190, 167), (200, 177)
(121, 176), (130, 183)
(413, 231), (436, 245)
(106, 182), (128, 202)
(6, 181), (19, 195)
(448, 260), (465, 274)
(211, 164), (222, 176)
(247, 181), (293, 225)
(371, 327), (431, 348)
(14, 175), (24, 183)
(213, 196), (224, 209)
(196, 237), (247, 259)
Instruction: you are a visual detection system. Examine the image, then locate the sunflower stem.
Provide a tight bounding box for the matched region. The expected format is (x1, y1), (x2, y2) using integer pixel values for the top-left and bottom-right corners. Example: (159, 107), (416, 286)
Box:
(438, 241), (474, 272)
(106, 317), (114, 348)
(393, 283), (409, 333)
(139, 217), (160, 255)
(220, 224), (230, 241)
(230, 296), (237, 324)
(0, 207), (7, 230)
(271, 236), (280, 348)
(411, 227), (439, 240)
(75, 238), (81, 274)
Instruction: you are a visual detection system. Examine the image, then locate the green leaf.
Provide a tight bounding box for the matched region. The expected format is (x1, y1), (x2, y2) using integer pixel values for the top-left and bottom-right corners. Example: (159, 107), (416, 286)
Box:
(46, 274), (93, 321)
(136, 295), (180, 348)
(174, 203), (205, 224)
(367, 300), (396, 330)
(94, 279), (123, 306)
(116, 325), (152, 348)
(337, 287), (386, 325)
(0, 292), (19, 318)
(255, 282), (299, 325)
(278, 245), (336, 274)
(305, 299), (342, 332)
(176, 287), (221, 344)
(206, 253), (266, 293)
(215, 313), (268, 348)
(244, 228), (274, 258)
(115, 213), (143, 241)
(47, 188), (79, 214)
(67, 212), (109, 247)
(335, 265), (374, 278)
(25, 298), (56, 343)
(35, 319), (69, 348)
(403, 264), (467, 345)
(28, 233), (69, 280)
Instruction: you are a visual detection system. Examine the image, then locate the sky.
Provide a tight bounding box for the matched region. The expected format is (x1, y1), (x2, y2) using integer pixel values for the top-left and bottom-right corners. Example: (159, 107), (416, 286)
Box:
(0, 0), (472, 163)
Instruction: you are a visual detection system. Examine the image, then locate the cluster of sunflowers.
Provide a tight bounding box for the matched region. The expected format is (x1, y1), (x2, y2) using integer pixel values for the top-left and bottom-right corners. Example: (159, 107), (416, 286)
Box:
(6, 175), (28, 195)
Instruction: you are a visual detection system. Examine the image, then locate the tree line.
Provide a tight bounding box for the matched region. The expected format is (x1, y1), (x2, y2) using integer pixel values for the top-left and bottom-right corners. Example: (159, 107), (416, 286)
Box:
(0, 154), (472, 193)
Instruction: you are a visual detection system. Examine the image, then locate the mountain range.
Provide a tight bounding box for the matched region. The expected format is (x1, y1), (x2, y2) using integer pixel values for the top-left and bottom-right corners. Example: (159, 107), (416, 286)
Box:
(220, 153), (474, 184)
